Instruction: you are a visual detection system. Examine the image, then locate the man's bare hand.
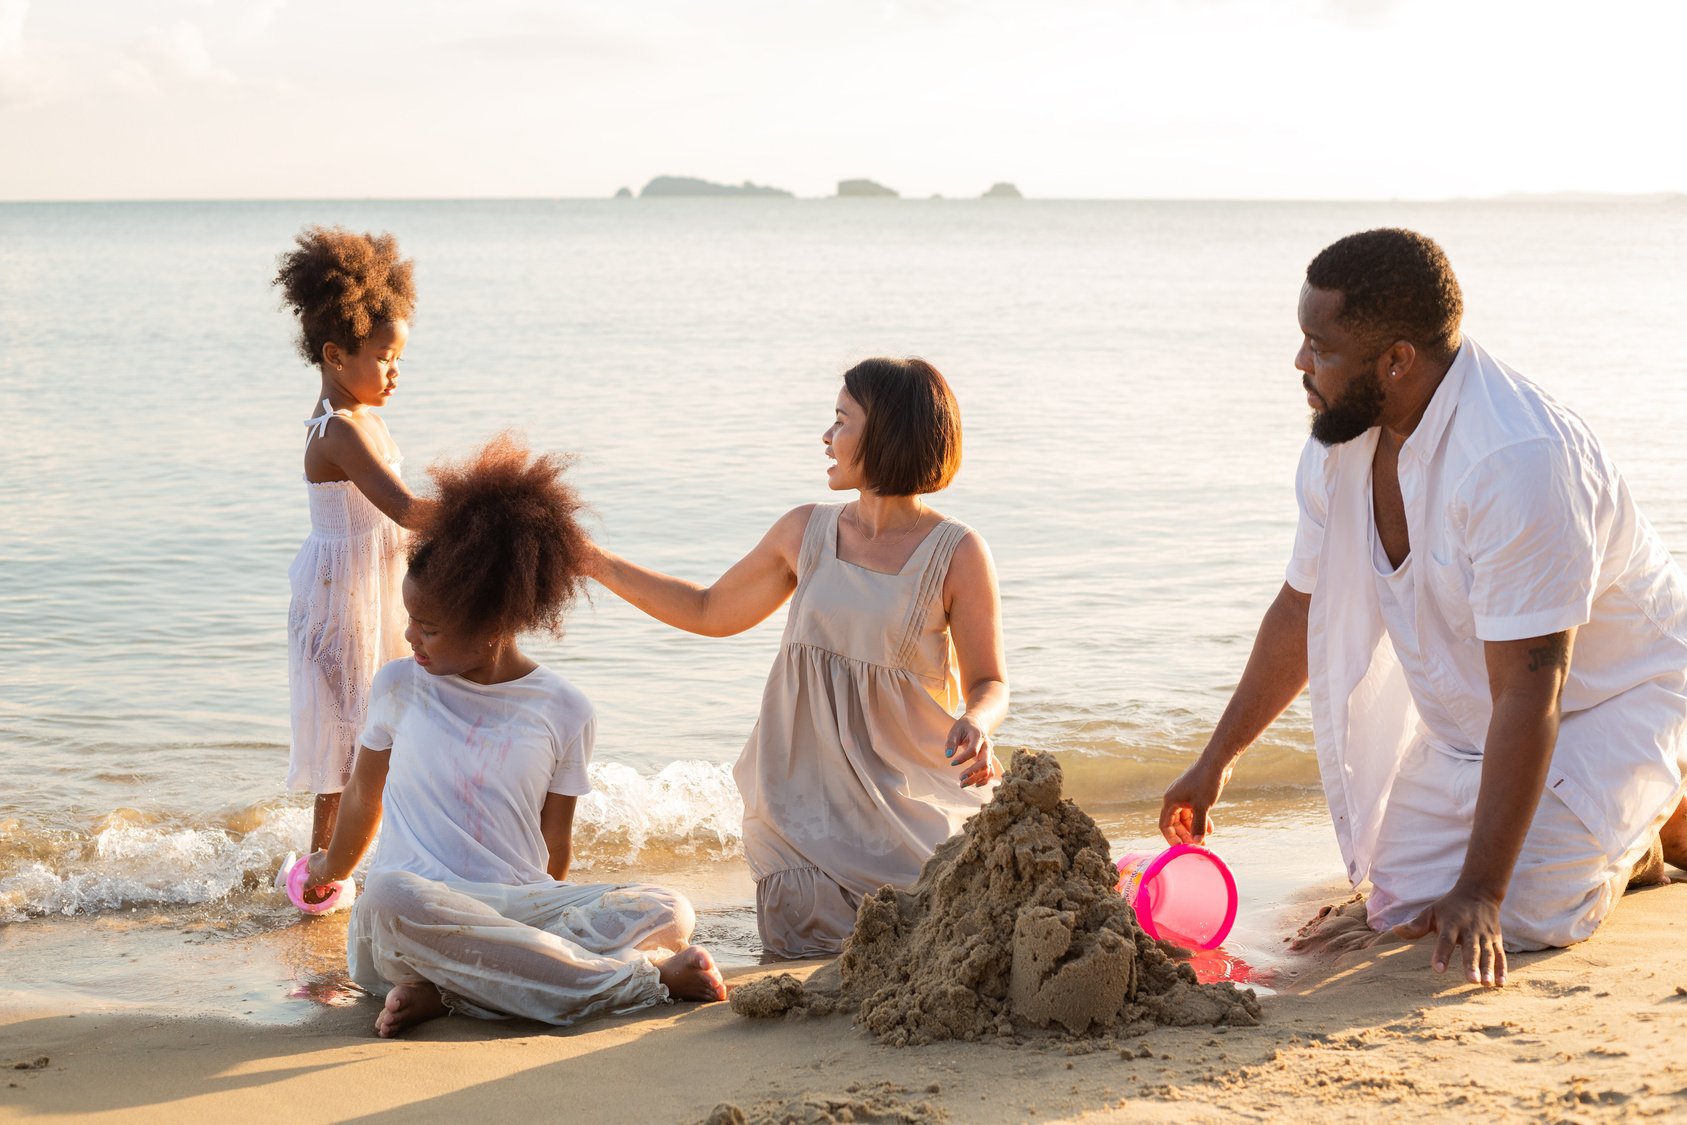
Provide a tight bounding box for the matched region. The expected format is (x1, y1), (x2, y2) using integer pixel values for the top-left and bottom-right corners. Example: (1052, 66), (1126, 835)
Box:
(1391, 884), (1508, 987)
(1159, 759), (1232, 845)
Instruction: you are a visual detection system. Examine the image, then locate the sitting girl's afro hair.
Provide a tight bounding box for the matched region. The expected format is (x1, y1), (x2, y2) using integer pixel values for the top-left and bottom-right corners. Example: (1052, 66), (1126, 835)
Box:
(274, 225), (416, 366)
(408, 434), (590, 639)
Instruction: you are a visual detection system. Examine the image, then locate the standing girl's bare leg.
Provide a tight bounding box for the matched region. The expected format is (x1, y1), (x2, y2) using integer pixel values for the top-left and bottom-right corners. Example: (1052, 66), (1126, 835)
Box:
(310, 792), (341, 852)
(302, 793), (343, 905)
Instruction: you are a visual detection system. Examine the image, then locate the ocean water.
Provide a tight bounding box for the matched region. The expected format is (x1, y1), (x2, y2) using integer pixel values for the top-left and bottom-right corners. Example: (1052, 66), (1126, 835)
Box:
(2, 198), (1683, 998)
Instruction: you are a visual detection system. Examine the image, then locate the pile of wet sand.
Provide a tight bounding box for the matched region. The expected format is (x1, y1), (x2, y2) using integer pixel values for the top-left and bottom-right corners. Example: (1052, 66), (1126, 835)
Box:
(731, 749), (1260, 1045)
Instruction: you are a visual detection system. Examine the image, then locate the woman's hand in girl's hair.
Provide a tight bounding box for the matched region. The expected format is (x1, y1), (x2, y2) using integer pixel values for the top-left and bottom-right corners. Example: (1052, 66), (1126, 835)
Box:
(946, 716), (999, 788)
(579, 538), (607, 581)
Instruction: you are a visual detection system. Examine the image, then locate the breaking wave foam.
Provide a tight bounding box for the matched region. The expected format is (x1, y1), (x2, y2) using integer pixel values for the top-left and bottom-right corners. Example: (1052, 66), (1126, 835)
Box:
(0, 760), (743, 924)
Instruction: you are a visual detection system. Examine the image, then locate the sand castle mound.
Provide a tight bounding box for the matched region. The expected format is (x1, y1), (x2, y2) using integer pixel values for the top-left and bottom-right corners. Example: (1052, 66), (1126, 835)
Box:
(731, 749), (1260, 1044)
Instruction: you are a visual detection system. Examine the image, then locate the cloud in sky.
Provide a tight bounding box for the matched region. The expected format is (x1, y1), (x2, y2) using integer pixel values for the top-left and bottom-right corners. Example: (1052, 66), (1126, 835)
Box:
(2, 2), (241, 109)
(111, 20), (234, 94)
(2, 0), (1684, 200)
(0, 0), (24, 57)
(0, 0), (61, 110)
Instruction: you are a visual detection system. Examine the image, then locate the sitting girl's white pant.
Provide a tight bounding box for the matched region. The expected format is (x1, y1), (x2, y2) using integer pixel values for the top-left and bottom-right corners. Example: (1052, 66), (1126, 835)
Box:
(348, 870), (692, 1024)
(1366, 740), (1674, 951)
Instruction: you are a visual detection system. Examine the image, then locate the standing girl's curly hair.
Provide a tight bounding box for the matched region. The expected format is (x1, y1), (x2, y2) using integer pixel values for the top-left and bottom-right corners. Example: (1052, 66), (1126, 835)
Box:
(274, 226), (416, 366)
(408, 435), (591, 638)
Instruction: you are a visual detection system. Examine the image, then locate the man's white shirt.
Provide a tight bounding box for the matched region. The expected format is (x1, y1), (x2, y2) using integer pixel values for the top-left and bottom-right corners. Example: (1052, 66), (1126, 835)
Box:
(1286, 337), (1687, 887)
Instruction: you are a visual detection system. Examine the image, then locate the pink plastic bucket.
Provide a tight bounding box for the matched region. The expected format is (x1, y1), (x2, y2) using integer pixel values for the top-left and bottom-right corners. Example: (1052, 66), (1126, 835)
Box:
(1115, 844), (1238, 950)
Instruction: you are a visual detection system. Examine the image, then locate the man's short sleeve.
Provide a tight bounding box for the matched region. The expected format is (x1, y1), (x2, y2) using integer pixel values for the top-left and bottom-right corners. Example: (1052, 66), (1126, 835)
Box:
(1458, 439), (1604, 642)
(357, 660), (407, 751)
(549, 710), (595, 797)
(1285, 437), (1329, 595)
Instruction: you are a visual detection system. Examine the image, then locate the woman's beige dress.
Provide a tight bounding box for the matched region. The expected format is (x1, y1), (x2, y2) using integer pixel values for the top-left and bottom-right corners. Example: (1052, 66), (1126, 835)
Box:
(734, 502), (998, 958)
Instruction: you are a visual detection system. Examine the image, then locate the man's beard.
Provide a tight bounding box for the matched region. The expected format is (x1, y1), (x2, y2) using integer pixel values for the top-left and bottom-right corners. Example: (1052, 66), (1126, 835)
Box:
(1308, 364), (1385, 446)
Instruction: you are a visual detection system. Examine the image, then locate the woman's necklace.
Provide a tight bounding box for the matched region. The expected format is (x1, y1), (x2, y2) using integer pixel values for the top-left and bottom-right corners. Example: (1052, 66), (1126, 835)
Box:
(849, 501), (925, 543)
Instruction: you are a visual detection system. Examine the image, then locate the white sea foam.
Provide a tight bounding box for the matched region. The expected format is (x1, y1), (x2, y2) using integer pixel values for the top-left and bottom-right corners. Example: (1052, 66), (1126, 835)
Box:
(0, 761), (744, 923)
(573, 759), (743, 865)
(0, 806), (311, 923)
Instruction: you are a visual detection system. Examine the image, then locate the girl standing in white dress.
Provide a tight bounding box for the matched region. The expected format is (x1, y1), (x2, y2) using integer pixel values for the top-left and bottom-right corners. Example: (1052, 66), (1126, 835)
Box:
(301, 436), (725, 1037)
(276, 227), (429, 861)
(589, 357), (1009, 957)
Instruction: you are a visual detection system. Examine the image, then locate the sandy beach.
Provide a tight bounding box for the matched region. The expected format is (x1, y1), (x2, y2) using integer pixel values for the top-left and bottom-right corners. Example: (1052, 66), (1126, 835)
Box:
(3, 875), (1681, 1124)
(7, 0), (1687, 1116)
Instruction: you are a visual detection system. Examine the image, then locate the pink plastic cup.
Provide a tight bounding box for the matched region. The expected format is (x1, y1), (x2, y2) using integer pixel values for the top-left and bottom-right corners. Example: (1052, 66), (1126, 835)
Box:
(279, 852), (356, 915)
(1114, 844), (1238, 950)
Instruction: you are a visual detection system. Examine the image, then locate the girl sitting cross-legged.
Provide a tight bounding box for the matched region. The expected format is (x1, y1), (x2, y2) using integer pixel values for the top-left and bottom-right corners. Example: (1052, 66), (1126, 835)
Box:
(301, 435), (725, 1038)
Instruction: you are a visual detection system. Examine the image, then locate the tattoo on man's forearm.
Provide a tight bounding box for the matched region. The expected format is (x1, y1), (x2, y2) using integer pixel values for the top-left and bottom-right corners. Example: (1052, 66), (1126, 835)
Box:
(1526, 634), (1570, 672)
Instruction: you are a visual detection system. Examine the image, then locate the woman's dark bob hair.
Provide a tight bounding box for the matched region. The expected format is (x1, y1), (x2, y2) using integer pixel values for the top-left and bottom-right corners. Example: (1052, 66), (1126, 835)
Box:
(842, 357), (962, 496)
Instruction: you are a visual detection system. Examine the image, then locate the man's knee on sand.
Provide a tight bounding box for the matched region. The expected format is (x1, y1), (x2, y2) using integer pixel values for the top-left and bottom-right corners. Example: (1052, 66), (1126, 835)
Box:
(1369, 807), (1651, 953)
(1369, 813), (1596, 950)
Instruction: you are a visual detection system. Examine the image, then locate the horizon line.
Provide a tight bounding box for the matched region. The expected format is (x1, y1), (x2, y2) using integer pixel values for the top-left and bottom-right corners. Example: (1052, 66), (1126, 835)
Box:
(2, 190), (1684, 206)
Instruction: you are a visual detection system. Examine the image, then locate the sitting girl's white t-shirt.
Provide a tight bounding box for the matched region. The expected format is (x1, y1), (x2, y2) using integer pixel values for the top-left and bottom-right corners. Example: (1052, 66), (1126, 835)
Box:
(358, 658), (594, 886)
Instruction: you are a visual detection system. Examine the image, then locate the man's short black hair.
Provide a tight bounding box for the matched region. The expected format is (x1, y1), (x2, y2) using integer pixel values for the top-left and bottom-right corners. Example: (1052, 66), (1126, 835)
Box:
(1306, 228), (1463, 362)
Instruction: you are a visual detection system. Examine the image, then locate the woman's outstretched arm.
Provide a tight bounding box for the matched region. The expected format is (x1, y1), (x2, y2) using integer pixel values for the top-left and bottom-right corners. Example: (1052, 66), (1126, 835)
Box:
(588, 505), (812, 637)
(942, 531), (1010, 788)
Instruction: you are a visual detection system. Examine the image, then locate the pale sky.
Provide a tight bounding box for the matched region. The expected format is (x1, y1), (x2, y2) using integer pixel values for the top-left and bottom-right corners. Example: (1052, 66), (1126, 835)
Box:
(3, 0), (1684, 201)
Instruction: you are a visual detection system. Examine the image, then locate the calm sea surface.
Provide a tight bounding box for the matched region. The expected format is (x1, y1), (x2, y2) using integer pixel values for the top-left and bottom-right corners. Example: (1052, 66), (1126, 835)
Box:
(2, 199), (1683, 987)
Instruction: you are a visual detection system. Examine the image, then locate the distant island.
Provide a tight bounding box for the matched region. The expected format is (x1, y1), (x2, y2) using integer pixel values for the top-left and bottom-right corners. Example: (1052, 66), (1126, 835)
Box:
(612, 176), (1034, 200)
(837, 178), (899, 198)
(639, 176), (793, 198)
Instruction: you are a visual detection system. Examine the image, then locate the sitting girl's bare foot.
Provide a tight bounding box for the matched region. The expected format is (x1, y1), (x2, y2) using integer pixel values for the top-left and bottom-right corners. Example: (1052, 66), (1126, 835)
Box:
(656, 945), (726, 1002)
(375, 981), (448, 1038)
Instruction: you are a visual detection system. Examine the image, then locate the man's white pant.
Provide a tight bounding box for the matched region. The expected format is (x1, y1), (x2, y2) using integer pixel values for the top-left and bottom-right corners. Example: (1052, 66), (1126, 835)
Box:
(348, 870), (692, 1024)
(1366, 740), (1673, 951)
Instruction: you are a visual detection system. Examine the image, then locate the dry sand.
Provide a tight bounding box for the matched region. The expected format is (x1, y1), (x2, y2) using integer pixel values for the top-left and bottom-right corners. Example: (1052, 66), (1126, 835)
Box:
(3, 882), (1684, 1122)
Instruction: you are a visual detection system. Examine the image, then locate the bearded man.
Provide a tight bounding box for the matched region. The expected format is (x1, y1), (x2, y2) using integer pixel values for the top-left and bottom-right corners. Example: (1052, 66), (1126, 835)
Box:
(1161, 228), (1687, 987)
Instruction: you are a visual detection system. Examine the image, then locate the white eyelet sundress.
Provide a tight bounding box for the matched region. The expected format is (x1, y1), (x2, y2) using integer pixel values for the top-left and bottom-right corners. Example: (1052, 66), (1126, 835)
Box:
(286, 401), (410, 793)
(733, 502), (1000, 958)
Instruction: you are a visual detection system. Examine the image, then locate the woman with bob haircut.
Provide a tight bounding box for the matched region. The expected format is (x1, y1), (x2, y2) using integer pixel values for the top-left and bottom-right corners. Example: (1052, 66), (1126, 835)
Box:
(589, 357), (1009, 957)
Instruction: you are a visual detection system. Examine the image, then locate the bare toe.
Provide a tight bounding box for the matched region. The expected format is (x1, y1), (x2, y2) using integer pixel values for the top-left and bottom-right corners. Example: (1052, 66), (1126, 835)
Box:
(374, 981), (448, 1038)
(658, 946), (726, 1003)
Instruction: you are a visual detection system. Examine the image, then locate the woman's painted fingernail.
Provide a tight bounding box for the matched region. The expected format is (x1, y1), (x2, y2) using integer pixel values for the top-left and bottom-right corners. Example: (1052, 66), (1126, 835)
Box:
(945, 748), (954, 757)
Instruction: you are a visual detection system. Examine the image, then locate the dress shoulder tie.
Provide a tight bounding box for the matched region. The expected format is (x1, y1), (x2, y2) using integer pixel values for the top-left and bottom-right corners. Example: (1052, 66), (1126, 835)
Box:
(304, 399), (350, 444)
